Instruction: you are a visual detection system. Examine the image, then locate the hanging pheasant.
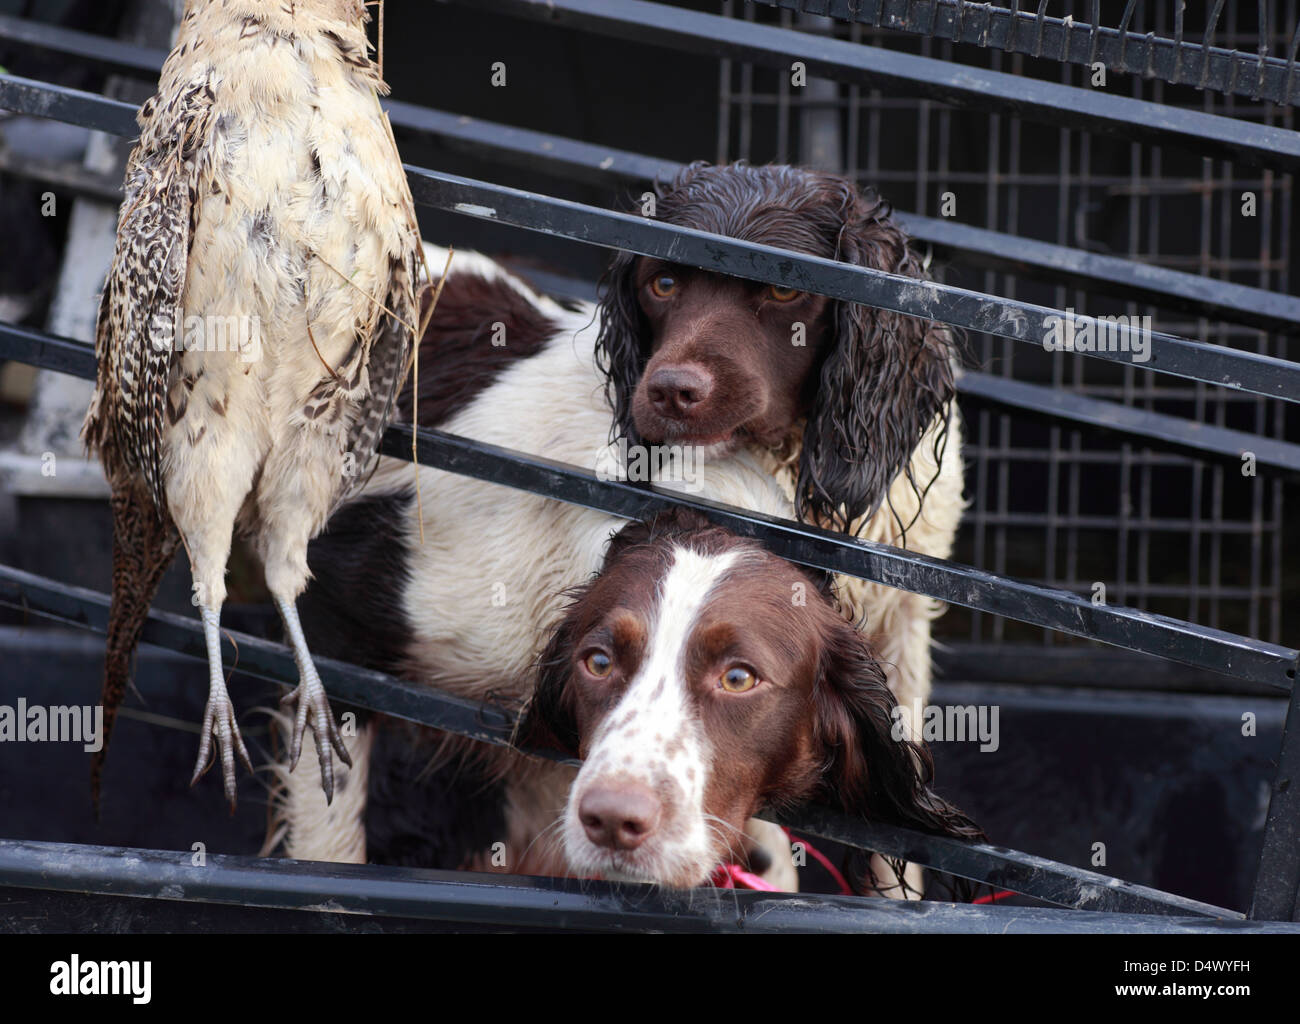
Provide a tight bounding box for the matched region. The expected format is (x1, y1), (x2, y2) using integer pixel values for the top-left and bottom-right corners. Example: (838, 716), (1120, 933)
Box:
(83, 0), (421, 810)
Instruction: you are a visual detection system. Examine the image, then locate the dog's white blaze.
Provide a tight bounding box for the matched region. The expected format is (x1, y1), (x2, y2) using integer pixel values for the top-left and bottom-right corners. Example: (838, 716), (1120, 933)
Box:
(566, 546), (740, 883)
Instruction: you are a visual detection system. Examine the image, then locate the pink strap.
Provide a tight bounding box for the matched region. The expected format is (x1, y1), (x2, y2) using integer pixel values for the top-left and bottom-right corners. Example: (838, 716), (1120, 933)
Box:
(708, 862), (781, 891)
(972, 889), (1016, 904)
(713, 831), (1019, 905)
(708, 829), (853, 895)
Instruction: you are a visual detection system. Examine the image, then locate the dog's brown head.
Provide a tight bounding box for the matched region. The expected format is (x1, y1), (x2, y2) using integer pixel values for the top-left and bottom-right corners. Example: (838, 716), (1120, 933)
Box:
(595, 162), (959, 536)
(517, 508), (980, 890)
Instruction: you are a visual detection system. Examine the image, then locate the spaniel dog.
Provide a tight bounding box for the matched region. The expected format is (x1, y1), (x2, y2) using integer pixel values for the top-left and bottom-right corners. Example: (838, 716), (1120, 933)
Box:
(273, 162), (965, 892)
(517, 508), (980, 891)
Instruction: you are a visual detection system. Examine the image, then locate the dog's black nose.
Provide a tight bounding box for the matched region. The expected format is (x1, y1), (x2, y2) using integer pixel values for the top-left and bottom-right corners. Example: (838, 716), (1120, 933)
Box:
(646, 366), (712, 419)
(579, 783), (662, 851)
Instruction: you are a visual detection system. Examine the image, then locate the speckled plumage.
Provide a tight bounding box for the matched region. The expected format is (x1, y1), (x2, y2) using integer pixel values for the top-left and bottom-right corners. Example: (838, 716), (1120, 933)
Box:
(83, 0), (420, 809)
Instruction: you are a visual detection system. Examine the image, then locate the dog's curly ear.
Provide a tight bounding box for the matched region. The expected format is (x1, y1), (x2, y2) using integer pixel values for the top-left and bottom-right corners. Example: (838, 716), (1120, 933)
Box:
(812, 618), (983, 845)
(594, 247), (647, 446)
(797, 186), (959, 539)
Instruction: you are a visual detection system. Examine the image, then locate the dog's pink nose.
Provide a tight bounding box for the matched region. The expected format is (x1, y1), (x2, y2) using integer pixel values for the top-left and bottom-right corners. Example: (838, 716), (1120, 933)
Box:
(646, 366), (712, 419)
(579, 783), (662, 851)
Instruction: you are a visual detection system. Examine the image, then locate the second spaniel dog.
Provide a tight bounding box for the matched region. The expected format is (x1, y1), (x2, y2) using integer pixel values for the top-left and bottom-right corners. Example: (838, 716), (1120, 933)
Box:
(273, 162), (965, 886)
(518, 508), (980, 890)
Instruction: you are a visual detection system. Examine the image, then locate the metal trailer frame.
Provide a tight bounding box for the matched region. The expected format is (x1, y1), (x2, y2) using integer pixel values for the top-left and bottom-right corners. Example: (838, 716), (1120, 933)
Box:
(0, 2), (1297, 931)
(747, 0), (1300, 107)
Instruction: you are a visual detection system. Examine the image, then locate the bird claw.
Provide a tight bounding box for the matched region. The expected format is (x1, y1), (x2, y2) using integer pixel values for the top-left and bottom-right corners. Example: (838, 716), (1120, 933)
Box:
(190, 692), (253, 812)
(280, 677), (350, 804)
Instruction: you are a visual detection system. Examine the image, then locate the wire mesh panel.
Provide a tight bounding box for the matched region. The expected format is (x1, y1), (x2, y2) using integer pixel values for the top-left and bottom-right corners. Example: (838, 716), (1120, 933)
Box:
(751, 0), (1300, 106)
(716, 0), (1295, 647)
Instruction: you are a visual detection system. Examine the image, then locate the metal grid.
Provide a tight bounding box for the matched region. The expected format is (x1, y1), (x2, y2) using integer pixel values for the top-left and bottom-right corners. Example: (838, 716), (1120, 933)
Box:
(718, 0), (1295, 646)
(750, 0), (1300, 105)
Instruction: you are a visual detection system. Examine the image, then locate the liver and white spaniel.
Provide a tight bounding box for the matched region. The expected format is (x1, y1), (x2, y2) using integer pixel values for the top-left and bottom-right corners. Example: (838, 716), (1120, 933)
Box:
(517, 508), (980, 891)
(272, 162), (965, 891)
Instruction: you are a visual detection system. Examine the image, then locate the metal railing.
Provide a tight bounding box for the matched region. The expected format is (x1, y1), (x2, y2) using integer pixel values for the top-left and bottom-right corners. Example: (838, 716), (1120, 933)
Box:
(0, 3), (1297, 926)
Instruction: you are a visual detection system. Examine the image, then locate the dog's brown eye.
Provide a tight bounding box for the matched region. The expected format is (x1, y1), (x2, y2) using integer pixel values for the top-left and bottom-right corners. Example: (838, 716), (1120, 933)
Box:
(649, 275), (677, 298)
(720, 666), (757, 693)
(767, 284), (800, 302)
(583, 651), (613, 677)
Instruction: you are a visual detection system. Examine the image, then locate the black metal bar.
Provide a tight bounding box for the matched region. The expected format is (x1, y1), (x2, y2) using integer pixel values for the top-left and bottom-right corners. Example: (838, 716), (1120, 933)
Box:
(402, 165), (1300, 404)
(7, 11), (1296, 336)
(0, 839), (1277, 931)
(0, 321), (1295, 690)
(957, 371), (1300, 476)
(1250, 678), (1300, 920)
(898, 213), (1300, 338)
(0, 12), (164, 79)
(0, 564), (532, 757)
(0, 14), (683, 188)
(3, 68), (1298, 341)
(7, 2), (1300, 163)
(0, 565), (1245, 918)
(8, 311), (1296, 509)
(383, 98), (677, 186)
(750, 0), (1300, 107)
(0, 321), (95, 380)
(10, 59), (1300, 343)
(0, 72), (138, 138)
(383, 421), (1299, 689)
(451, 0), (1300, 172)
(763, 807), (1238, 918)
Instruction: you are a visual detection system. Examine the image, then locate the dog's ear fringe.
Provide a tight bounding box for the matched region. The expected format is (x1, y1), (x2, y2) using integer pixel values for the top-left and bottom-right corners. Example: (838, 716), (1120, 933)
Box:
(513, 595), (585, 756)
(797, 185), (963, 547)
(594, 245), (649, 450)
(812, 617), (986, 901)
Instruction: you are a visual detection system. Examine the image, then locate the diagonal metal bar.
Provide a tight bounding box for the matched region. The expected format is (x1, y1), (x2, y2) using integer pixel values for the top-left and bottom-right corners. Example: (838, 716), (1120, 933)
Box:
(0, 71), (137, 137)
(452, 0), (1300, 172)
(750, 0), (1300, 107)
(16, 210), (1278, 475)
(0, 321), (95, 380)
(897, 213), (1300, 338)
(0, 12), (168, 79)
(3, 74), (1299, 402)
(0, 320), (1295, 690)
(1, 14), (1296, 334)
(763, 807), (1239, 918)
(380, 421), (1299, 690)
(0, 564), (525, 757)
(0, 17), (681, 186)
(1250, 679), (1300, 921)
(0, 563), (1243, 918)
(402, 166), (1300, 404)
(957, 371), (1300, 476)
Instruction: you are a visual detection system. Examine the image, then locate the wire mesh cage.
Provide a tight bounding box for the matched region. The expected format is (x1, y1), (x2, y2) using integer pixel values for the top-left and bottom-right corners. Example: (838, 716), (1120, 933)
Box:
(717, 0), (1295, 647)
